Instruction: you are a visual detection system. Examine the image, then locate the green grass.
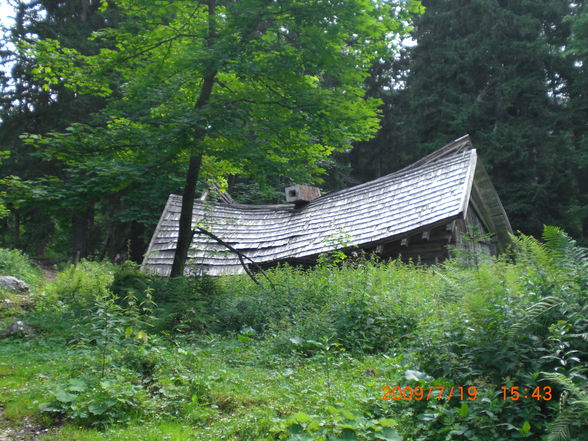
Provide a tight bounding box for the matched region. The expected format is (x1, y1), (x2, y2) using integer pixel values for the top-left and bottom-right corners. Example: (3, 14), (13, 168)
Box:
(44, 421), (222, 441)
(0, 336), (409, 440)
(0, 339), (69, 423)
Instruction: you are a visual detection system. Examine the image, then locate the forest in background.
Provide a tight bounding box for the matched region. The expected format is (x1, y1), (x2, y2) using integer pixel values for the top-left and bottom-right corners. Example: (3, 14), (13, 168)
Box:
(0, 0), (587, 264)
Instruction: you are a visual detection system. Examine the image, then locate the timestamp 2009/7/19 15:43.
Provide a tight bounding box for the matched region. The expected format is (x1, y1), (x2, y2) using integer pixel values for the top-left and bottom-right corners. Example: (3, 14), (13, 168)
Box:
(381, 386), (553, 401)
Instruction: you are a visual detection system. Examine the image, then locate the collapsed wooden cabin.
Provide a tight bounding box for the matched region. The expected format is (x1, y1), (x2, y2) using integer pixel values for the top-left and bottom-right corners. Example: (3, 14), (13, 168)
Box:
(142, 135), (512, 276)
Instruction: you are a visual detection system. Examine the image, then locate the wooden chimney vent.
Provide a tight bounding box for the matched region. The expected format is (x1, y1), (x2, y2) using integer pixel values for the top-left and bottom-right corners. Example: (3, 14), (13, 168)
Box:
(285, 185), (321, 204)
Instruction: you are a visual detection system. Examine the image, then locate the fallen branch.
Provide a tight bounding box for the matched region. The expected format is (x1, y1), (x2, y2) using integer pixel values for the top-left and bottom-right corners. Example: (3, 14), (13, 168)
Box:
(192, 227), (275, 290)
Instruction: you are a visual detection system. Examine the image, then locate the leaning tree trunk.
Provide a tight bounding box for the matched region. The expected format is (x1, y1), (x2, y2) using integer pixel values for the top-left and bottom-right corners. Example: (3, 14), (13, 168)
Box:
(169, 0), (217, 278)
(170, 153), (203, 277)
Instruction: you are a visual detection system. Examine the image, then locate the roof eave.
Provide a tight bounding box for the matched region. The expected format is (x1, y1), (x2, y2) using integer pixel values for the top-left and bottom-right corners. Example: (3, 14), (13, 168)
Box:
(141, 194), (175, 270)
(471, 157), (513, 251)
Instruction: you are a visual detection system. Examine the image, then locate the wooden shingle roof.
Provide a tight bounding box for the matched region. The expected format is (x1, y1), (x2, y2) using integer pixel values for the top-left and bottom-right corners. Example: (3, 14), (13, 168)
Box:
(142, 136), (511, 276)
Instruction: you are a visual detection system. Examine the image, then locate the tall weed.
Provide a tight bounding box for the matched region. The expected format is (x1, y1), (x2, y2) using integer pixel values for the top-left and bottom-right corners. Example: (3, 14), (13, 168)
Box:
(43, 260), (116, 312)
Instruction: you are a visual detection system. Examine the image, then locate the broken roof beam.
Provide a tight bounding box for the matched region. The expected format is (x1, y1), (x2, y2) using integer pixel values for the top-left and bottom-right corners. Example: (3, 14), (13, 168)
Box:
(199, 181), (234, 204)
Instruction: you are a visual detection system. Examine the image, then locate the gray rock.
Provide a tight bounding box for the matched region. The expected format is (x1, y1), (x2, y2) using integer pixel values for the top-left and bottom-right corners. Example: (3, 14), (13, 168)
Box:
(0, 276), (29, 292)
(0, 320), (35, 338)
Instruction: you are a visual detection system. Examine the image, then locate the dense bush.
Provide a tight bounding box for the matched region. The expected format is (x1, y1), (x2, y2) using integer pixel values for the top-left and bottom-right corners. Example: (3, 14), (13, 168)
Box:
(210, 227), (587, 440)
(43, 260), (116, 312)
(111, 263), (218, 334)
(210, 259), (441, 354)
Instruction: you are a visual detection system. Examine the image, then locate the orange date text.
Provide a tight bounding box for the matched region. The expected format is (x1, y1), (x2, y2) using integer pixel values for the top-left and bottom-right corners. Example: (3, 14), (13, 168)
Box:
(381, 386), (554, 402)
(381, 386), (478, 402)
(501, 386), (552, 401)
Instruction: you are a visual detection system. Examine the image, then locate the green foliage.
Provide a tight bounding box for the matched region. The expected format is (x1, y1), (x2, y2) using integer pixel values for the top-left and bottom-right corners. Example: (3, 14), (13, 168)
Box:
(40, 375), (151, 427)
(277, 407), (402, 441)
(43, 260), (116, 313)
(1, 0), (422, 266)
(0, 248), (43, 291)
(2, 226), (587, 439)
(317, 229), (355, 265)
(38, 287), (175, 427)
(520, 227), (588, 441)
(111, 263), (217, 334)
(211, 259), (435, 355)
(0, 0), (125, 258)
(542, 372), (588, 441)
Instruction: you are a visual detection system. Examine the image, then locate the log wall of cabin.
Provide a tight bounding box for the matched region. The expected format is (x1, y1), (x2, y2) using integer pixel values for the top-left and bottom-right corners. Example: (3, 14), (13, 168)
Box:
(377, 223), (454, 264)
(274, 222), (455, 268)
(454, 204), (496, 256)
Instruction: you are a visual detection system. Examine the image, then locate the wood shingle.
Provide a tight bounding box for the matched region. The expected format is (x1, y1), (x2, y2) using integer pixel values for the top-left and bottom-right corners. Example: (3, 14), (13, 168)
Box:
(142, 135), (512, 276)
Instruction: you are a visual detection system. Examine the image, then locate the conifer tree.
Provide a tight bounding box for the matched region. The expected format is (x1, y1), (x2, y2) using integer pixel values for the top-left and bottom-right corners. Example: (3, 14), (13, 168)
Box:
(0, 0), (120, 256)
(351, 0), (585, 238)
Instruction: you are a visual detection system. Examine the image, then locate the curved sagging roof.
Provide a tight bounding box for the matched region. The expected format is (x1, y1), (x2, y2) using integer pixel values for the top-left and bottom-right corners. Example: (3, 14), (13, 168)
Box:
(143, 136), (502, 276)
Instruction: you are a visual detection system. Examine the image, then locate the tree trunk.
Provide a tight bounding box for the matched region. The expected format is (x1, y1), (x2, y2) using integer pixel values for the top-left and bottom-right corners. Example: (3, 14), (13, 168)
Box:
(129, 221), (146, 263)
(102, 221), (129, 262)
(13, 209), (21, 249)
(169, 0), (217, 277)
(71, 203), (93, 263)
(33, 208), (54, 257)
(80, 0), (89, 22)
(170, 153), (203, 277)
(101, 193), (126, 261)
(102, 220), (144, 264)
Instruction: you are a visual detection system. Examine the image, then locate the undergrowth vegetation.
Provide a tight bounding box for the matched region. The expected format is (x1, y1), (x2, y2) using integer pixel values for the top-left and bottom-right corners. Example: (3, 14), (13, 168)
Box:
(0, 226), (586, 440)
(0, 248), (43, 291)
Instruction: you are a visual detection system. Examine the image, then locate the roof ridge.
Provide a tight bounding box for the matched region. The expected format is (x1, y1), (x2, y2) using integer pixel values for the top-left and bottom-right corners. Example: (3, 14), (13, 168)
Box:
(170, 147), (475, 212)
(302, 147), (474, 207)
(395, 134), (473, 174)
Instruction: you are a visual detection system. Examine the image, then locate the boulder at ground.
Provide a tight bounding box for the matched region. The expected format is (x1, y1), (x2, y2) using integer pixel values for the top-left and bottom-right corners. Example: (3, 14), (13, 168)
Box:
(0, 320), (35, 338)
(0, 276), (29, 292)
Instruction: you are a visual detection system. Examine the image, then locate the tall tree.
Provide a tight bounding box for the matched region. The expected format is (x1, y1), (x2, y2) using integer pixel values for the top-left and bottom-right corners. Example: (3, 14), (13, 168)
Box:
(29, 0), (420, 275)
(564, 1), (588, 242)
(348, 46), (415, 182)
(351, 0), (584, 238)
(0, 0), (121, 257)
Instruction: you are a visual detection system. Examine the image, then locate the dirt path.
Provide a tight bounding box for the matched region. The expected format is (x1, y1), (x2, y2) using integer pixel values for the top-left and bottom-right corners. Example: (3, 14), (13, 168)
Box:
(0, 408), (49, 441)
(40, 268), (57, 284)
(33, 260), (58, 284)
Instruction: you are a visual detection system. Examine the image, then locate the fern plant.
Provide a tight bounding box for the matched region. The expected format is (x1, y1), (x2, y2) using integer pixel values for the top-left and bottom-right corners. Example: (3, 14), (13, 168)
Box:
(542, 372), (588, 441)
(507, 227), (588, 440)
(529, 227), (588, 441)
(542, 225), (588, 287)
